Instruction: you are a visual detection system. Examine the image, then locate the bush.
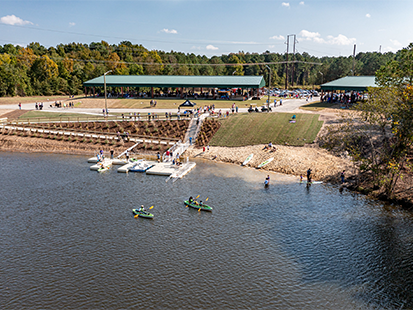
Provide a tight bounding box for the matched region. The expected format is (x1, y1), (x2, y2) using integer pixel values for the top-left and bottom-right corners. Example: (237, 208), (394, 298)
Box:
(88, 139), (93, 143)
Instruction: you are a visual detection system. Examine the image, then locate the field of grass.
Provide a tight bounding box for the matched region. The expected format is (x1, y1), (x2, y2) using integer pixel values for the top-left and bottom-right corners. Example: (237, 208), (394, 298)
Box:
(299, 101), (340, 111)
(209, 113), (323, 147)
(75, 97), (293, 110)
(18, 111), (99, 120)
(0, 96), (82, 105)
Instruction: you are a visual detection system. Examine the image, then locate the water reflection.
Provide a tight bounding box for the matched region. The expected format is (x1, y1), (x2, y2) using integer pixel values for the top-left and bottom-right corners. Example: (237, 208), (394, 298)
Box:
(0, 152), (413, 309)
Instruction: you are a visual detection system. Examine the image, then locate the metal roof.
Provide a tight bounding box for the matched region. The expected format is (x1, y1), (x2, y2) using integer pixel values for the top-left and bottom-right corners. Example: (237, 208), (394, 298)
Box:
(83, 75), (266, 89)
(321, 76), (377, 91)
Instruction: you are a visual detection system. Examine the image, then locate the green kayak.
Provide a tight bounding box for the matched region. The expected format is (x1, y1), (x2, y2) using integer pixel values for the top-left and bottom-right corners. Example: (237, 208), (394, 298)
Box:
(184, 200), (213, 212)
(132, 209), (154, 219)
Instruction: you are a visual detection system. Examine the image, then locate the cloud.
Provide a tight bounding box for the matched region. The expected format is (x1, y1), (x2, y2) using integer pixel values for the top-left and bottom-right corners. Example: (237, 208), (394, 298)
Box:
(390, 39), (402, 47)
(366, 13), (371, 18)
(299, 1), (305, 5)
(326, 34), (356, 45)
(299, 29), (356, 45)
(69, 22), (75, 27)
(0, 14), (33, 26)
(282, 2), (290, 7)
(269, 35), (285, 40)
(161, 28), (177, 34)
(206, 45), (218, 50)
(300, 30), (324, 43)
(190, 46), (201, 50)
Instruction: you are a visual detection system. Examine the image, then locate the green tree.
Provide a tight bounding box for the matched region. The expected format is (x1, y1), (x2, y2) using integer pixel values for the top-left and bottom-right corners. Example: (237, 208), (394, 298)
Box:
(320, 44), (413, 198)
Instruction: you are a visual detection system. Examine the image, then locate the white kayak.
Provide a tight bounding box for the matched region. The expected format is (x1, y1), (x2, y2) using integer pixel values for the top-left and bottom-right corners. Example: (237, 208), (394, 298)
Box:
(300, 180), (323, 184)
(242, 154), (254, 166)
(257, 157), (274, 168)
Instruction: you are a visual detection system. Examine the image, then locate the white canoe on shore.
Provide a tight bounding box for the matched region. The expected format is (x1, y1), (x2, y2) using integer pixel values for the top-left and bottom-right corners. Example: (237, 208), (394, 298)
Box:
(242, 154), (254, 166)
(257, 157), (274, 168)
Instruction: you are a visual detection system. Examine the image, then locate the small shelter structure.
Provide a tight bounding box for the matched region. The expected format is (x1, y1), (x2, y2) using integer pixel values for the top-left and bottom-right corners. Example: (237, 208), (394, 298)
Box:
(179, 100), (196, 107)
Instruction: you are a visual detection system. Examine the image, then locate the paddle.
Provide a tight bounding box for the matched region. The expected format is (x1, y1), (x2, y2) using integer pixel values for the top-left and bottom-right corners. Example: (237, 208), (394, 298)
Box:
(205, 197), (209, 202)
(149, 206), (154, 210)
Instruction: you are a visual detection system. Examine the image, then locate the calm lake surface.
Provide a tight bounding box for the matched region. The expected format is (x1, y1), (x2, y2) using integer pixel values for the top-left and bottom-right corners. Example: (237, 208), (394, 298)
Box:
(1, 152), (413, 309)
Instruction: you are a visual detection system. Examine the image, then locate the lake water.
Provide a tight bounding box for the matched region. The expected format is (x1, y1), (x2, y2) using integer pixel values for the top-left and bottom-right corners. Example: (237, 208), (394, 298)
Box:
(1, 152), (413, 309)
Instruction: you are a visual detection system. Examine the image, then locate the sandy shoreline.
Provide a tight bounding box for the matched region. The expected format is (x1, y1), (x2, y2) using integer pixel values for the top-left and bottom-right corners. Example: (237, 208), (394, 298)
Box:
(0, 134), (355, 183)
(186, 144), (356, 183)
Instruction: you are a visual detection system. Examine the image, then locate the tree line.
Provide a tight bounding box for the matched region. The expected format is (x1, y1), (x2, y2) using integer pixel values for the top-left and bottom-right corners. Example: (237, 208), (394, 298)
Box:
(0, 40), (400, 97)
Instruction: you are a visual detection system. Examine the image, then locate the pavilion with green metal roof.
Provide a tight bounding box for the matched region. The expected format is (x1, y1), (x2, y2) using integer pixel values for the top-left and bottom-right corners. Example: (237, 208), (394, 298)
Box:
(83, 75), (266, 98)
(321, 76), (377, 92)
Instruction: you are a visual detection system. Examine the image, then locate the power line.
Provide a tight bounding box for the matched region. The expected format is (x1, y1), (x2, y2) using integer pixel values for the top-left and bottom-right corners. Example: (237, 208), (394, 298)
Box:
(2, 53), (322, 67)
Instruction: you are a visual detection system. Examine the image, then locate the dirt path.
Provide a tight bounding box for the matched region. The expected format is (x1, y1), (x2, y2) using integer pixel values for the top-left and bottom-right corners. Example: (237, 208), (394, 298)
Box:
(0, 110), (28, 120)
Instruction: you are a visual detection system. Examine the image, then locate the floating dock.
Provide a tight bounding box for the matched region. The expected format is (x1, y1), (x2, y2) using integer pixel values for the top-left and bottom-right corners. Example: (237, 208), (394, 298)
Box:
(146, 161), (196, 177)
(90, 159), (113, 171)
(117, 161), (138, 173)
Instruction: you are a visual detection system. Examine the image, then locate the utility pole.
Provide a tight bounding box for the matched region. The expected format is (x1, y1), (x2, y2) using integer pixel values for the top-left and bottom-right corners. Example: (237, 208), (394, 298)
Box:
(265, 65), (271, 112)
(352, 44), (356, 76)
(285, 36), (290, 90)
(292, 35), (297, 87)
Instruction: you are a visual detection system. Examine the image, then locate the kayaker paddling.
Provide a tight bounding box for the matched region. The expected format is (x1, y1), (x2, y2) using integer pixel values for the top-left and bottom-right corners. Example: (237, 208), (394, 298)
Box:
(139, 205), (146, 212)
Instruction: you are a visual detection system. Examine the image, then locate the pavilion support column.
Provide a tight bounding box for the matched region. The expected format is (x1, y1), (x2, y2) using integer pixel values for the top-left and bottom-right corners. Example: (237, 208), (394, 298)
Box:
(121, 87), (123, 95)
(84, 87), (87, 97)
(93, 87), (95, 97)
(212, 88), (216, 99)
(180, 87), (183, 99)
(151, 87), (154, 98)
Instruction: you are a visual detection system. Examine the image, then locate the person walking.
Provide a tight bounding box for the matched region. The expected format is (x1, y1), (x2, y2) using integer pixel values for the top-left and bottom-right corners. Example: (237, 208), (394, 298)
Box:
(307, 168), (312, 183)
(341, 170), (345, 184)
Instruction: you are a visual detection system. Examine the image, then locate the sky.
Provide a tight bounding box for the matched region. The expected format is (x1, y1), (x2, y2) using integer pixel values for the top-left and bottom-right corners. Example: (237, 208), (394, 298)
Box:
(0, 0), (412, 58)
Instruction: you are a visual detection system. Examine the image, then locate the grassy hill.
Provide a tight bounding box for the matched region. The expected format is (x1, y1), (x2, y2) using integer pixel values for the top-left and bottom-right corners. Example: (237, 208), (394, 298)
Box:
(209, 113), (323, 147)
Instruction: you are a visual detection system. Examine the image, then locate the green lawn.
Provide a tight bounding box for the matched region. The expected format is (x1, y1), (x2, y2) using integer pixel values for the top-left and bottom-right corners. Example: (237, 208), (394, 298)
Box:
(299, 101), (340, 111)
(0, 95), (83, 105)
(209, 112), (323, 147)
(18, 111), (100, 120)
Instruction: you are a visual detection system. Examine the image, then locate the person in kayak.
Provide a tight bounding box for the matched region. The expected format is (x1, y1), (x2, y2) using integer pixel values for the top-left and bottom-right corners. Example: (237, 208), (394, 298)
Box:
(189, 196), (194, 203)
(139, 205), (146, 212)
(265, 175), (270, 186)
